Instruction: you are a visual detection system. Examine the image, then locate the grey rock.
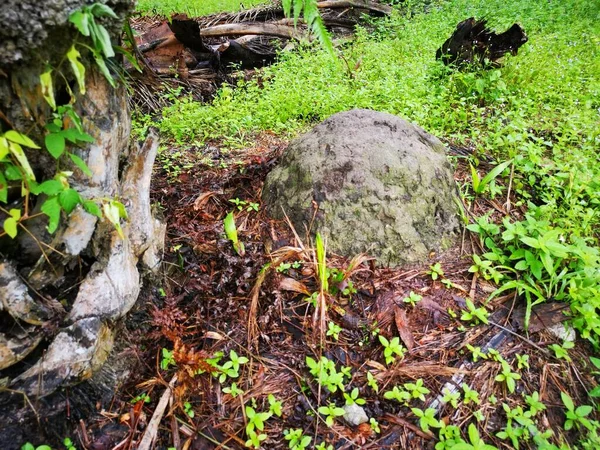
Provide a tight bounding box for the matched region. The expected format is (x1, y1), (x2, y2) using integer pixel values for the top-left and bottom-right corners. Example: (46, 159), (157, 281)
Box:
(343, 403), (369, 426)
(548, 323), (576, 342)
(263, 109), (460, 266)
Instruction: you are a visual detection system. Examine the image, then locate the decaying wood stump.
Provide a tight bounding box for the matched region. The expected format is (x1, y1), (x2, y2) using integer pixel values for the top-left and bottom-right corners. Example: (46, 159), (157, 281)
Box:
(436, 18), (528, 67)
(0, 0), (164, 447)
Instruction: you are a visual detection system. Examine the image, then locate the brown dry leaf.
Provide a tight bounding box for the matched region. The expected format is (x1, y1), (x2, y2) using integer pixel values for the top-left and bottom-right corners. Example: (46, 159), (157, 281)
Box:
(513, 302), (570, 333)
(375, 291), (397, 330)
(365, 360), (387, 371)
(278, 277), (310, 295)
(119, 412), (131, 424)
(193, 191), (217, 211)
(193, 241), (217, 255)
(416, 297), (447, 315)
(394, 306), (415, 352)
(203, 331), (225, 340)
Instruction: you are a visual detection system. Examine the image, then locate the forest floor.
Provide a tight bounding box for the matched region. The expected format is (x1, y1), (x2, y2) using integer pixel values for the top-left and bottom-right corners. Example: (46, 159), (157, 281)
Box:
(78, 1), (600, 449)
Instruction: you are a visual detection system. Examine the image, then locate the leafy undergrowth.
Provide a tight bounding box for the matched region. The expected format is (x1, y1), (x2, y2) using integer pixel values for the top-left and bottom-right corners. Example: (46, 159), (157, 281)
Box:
(135, 0), (268, 17)
(95, 0), (600, 449)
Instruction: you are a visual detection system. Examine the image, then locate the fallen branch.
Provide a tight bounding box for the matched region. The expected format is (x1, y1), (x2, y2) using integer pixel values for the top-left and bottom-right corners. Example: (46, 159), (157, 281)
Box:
(317, 0), (392, 16)
(137, 375), (178, 450)
(200, 22), (301, 39)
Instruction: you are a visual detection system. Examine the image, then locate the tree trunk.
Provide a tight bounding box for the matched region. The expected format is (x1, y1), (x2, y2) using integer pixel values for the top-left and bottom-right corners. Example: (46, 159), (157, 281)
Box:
(0, 1), (164, 446)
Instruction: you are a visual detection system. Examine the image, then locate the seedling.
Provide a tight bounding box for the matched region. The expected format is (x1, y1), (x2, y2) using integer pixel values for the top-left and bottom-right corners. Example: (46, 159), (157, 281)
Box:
(428, 263), (444, 280)
(383, 386), (411, 404)
(516, 354), (530, 370)
(495, 360), (521, 394)
(64, 438), (77, 450)
(441, 387), (461, 408)
(460, 299), (489, 325)
(318, 403), (346, 427)
(379, 335), (406, 365)
(223, 382), (244, 398)
(326, 321), (342, 341)
(403, 291), (423, 307)
(470, 159), (513, 196)
(411, 407), (442, 432)
(284, 428), (311, 450)
(561, 392), (595, 431)
(343, 387), (366, 406)
(460, 423), (498, 450)
(268, 394), (283, 417)
(276, 261), (302, 273)
(549, 340), (574, 362)
(404, 378), (430, 401)
(473, 410), (485, 422)
(130, 392), (151, 404)
(342, 279), (357, 296)
(183, 401), (195, 418)
(245, 406), (271, 448)
(466, 344), (488, 362)
(314, 444), (334, 450)
(367, 371), (379, 393)
(306, 356), (348, 393)
(223, 211), (245, 256)
(370, 418), (381, 433)
(462, 383), (481, 405)
(524, 391), (546, 416)
(161, 348), (175, 370)
(436, 424), (465, 449)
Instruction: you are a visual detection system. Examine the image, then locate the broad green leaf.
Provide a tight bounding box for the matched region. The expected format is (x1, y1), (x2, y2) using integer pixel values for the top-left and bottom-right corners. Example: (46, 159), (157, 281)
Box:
(33, 179), (63, 196)
(45, 133), (66, 159)
(82, 200), (102, 218)
(5, 130), (40, 149)
(0, 172), (7, 203)
(93, 53), (116, 87)
(575, 405), (592, 416)
(69, 153), (92, 177)
(589, 386), (600, 397)
(41, 196), (61, 233)
(480, 159), (513, 187)
(91, 3), (118, 19)
(67, 45), (86, 94)
(520, 236), (540, 249)
(40, 69), (56, 110)
(63, 128), (95, 143)
(59, 188), (81, 214)
(224, 211), (238, 243)
(96, 23), (116, 58)
(0, 137), (9, 159)
(69, 10), (90, 36)
(8, 142), (36, 180)
(112, 200), (128, 219)
(590, 356), (600, 370)
(3, 217), (18, 238)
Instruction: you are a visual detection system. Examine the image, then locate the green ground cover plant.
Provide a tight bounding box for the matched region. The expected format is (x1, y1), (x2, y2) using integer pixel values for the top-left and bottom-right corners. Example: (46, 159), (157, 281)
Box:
(136, 0), (267, 17)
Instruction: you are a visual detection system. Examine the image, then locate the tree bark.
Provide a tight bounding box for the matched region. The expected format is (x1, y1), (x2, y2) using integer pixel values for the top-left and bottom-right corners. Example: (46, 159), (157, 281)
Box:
(0, 1), (164, 447)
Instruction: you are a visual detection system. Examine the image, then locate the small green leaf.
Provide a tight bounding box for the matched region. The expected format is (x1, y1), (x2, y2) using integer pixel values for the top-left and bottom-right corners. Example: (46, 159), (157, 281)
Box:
(39, 69), (56, 110)
(67, 45), (86, 94)
(561, 392), (574, 411)
(69, 153), (93, 176)
(59, 188), (82, 214)
(45, 133), (66, 159)
(103, 202), (124, 238)
(3, 216), (18, 238)
(69, 10), (90, 36)
(8, 142), (36, 180)
(5, 130), (40, 149)
(82, 200), (102, 218)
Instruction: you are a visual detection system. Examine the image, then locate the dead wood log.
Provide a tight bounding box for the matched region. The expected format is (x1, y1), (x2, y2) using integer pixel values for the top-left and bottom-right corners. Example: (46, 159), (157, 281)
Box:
(436, 18), (528, 67)
(317, 0), (392, 16)
(200, 22), (301, 40)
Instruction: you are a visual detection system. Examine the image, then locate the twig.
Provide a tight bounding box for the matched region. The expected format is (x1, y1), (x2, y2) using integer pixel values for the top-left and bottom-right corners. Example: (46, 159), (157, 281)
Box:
(487, 320), (552, 357)
(138, 375), (178, 450)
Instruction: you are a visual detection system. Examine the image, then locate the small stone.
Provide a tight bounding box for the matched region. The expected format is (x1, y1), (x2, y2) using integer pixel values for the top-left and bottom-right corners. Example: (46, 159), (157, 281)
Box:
(343, 403), (369, 426)
(548, 323), (576, 342)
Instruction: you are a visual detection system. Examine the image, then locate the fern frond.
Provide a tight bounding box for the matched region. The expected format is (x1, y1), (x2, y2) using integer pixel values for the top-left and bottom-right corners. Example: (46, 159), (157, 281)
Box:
(286, 0), (334, 55)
